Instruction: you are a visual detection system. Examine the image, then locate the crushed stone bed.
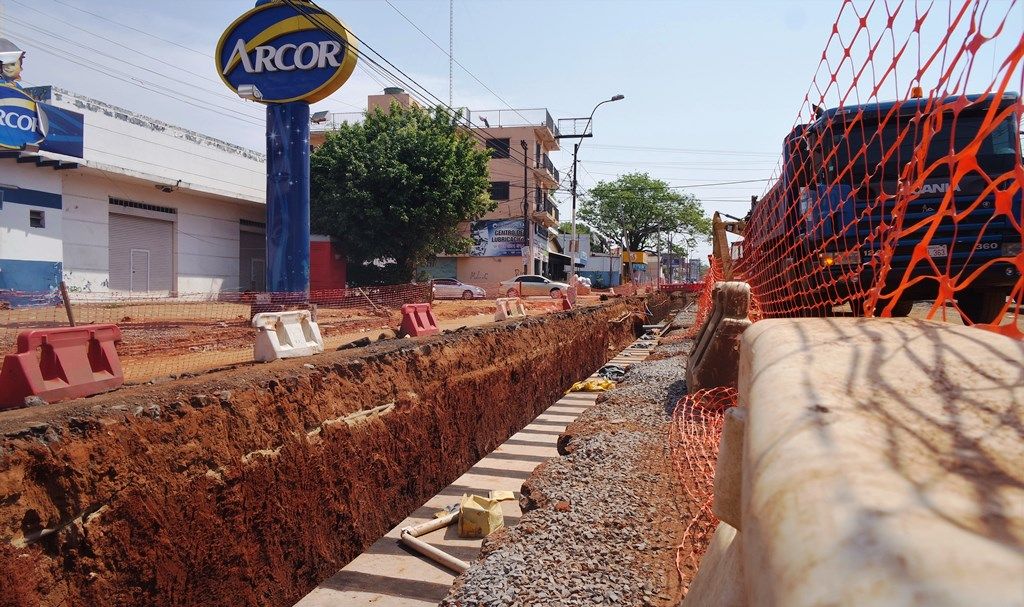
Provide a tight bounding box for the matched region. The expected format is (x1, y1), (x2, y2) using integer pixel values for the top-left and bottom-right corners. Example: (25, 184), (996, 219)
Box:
(442, 309), (697, 607)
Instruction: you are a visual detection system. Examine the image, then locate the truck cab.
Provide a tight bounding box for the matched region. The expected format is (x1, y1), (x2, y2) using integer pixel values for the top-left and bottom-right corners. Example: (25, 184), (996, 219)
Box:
(754, 92), (1021, 323)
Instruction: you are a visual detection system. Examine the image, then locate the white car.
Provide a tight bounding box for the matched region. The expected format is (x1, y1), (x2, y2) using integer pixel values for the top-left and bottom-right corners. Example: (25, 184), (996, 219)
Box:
(431, 278), (486, 299)
(499, 275), (569, 298)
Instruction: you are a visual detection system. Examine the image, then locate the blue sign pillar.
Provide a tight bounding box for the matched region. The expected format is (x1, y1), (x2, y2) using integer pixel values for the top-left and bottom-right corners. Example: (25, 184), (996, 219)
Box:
(265, 101), (310, 294)
(217, 0), (357, 295)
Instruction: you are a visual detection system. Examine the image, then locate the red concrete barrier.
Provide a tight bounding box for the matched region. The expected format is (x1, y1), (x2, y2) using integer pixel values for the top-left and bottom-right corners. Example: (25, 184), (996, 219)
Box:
(0, 324), (124, 409)
(399, 303), (440, 337)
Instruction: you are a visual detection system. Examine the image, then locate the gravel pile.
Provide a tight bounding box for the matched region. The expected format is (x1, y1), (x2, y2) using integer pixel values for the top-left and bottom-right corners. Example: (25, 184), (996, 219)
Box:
(442, 311), (695, 607)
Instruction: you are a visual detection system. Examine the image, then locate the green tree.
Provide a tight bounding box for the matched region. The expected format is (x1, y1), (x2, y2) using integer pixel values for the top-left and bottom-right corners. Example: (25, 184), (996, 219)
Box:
(311, 103), (493, 284)
(578, 172), (711, 252)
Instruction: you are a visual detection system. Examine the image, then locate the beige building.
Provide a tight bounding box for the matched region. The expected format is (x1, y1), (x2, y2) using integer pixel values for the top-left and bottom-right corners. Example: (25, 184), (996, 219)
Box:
(311, 89), (563, 295)
(444, 107), (562, 295)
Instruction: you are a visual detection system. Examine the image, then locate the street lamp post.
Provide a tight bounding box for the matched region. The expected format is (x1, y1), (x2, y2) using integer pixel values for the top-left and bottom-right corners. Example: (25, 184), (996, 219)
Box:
(568, 95), (624, 295)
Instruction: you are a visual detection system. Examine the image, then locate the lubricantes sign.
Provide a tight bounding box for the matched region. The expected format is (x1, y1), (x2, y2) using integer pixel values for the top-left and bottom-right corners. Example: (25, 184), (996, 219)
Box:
(216, 0), (357, 104)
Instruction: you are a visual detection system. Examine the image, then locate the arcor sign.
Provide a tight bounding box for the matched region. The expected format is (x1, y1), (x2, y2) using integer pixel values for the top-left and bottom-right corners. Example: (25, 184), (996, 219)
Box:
(216, 0), (357, 104)
(216, 0), (358, 294)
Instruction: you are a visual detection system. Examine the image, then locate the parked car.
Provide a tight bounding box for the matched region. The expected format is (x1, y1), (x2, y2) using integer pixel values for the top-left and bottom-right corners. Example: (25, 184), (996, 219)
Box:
(499, 275), (569, 298)
(431, 278), (486, 300)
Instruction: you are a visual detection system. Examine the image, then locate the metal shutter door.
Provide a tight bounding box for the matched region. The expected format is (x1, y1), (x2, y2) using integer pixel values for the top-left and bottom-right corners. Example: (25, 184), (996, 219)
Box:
(108, 213), (174, 293)
(238, 230), (265, 291)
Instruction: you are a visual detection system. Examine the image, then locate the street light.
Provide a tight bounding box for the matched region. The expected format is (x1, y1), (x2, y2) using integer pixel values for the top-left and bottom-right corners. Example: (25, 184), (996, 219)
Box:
(569, 95), (624, 293)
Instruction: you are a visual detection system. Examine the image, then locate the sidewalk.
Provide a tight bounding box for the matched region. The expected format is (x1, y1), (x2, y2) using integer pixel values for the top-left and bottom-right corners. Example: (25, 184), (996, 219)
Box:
(294, 342), (649, 606)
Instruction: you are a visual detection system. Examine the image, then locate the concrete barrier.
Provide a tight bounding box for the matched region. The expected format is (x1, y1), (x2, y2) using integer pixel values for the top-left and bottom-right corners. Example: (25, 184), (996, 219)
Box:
(252, 310), (324, 362)
(686, 281), (751, 392)
(494, 297), (527, 322)
(0, 325), (124, 408)
(399, 303), (440, 337)
(683, 318), (1024, 607)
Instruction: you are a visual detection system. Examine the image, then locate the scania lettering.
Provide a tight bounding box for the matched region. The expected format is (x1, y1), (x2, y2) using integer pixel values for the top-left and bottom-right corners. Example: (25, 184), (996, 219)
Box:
(913, 183), (961, 195)
(745, 92), (1021, 324)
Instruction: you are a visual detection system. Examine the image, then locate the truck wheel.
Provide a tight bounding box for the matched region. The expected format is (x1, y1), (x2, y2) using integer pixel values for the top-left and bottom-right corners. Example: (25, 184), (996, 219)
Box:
(957, 288), (1010, 325)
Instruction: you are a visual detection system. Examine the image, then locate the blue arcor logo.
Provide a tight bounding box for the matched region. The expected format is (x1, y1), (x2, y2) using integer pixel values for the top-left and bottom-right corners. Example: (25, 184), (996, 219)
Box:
(216, 0), (357, 104)
(0, 84), (45, 150)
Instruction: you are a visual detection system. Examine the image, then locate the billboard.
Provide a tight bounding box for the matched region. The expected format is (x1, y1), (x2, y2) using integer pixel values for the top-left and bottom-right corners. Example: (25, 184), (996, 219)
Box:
(217, 1), (357, 104)
(470, 218), (525, 256)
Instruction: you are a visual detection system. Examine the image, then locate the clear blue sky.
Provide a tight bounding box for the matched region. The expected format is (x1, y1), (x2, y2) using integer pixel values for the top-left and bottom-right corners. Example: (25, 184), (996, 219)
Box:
(3, 0), (1020, 257)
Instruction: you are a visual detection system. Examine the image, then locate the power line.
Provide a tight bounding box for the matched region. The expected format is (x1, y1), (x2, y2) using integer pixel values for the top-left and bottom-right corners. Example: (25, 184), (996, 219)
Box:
(554, 177), (772, 191)
(584, 163), (774, 171)
(32, 0), (363, 114)
(384, 0), (535, 128)
(14, 37), (265, 127)
(84, 147), (264, 193)
(5, 16), (266, 120)
(8, 1), (252, 99)
(82, 121), (265, 175)
(284, 0), (538, 170)
(585, 143), (774, 157)
(48, 0), (212, 58)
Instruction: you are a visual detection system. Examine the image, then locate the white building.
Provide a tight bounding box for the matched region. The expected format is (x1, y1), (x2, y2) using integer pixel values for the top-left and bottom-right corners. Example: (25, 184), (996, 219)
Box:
(0, 86), (266, 298)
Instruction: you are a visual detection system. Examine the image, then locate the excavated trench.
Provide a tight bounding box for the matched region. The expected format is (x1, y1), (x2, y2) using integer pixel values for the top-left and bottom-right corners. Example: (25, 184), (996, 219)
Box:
(0, 295), (667, 607)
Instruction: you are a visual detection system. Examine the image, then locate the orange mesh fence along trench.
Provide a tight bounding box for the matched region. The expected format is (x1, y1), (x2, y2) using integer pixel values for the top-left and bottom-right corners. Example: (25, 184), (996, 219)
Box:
(736, 0), (1023, 338)
(670, 387), (738, 592)
(675, 0), (1023, 593)
(686, 259), (723, 338)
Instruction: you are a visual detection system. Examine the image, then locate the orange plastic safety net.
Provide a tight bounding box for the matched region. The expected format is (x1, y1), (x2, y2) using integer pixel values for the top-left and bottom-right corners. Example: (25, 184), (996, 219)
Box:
(686, 259), (723, 338)
(737, 0), (1023, 338)
(670, 386), (738, 592)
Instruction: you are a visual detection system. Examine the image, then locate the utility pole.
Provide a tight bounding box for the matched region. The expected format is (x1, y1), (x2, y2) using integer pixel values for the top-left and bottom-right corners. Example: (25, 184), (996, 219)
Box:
(570, 141), (579, 283)
(557, 95), (624, 296)
(667, 232), (673, 283)
(521, 139), (531, 275)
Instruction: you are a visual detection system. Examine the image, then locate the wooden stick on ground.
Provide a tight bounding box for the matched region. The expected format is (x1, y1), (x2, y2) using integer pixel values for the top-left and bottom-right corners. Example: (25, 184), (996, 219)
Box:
(59, 281), (76, 327)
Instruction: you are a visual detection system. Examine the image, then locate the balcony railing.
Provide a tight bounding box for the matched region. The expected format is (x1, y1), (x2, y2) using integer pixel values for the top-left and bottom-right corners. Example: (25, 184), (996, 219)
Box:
(310, 107), (473, 131)
(466, 108), (559, 138)
(310, 111), (364, 131)
(311, 108), (559, 140)
(535, 196), (559, 222)
(540, 154), (559, 183)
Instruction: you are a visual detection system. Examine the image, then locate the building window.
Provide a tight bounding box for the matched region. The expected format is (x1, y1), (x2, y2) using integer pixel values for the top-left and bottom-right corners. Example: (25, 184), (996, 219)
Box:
(485, 138), (511, 159)
(490, 181), (510, 200)
(29, 210), (45, 228)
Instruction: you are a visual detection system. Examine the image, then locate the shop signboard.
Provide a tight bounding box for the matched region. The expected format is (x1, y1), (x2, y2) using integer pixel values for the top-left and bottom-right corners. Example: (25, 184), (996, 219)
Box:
(470, 218), (525, 256)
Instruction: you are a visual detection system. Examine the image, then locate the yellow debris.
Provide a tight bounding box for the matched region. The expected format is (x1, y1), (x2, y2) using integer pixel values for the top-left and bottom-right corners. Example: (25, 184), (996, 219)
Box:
(568, 378), (615, 393)
(458, 494), (504, 538)
(489, 490), (516, 502)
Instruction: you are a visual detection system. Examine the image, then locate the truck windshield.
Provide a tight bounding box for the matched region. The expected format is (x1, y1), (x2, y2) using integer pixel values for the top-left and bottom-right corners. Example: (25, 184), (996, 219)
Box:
(822, 111), (1020, 179)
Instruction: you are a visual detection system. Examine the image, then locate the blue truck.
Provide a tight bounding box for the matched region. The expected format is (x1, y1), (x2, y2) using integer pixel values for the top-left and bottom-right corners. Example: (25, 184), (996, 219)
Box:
(745, 92), (1022, 323)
